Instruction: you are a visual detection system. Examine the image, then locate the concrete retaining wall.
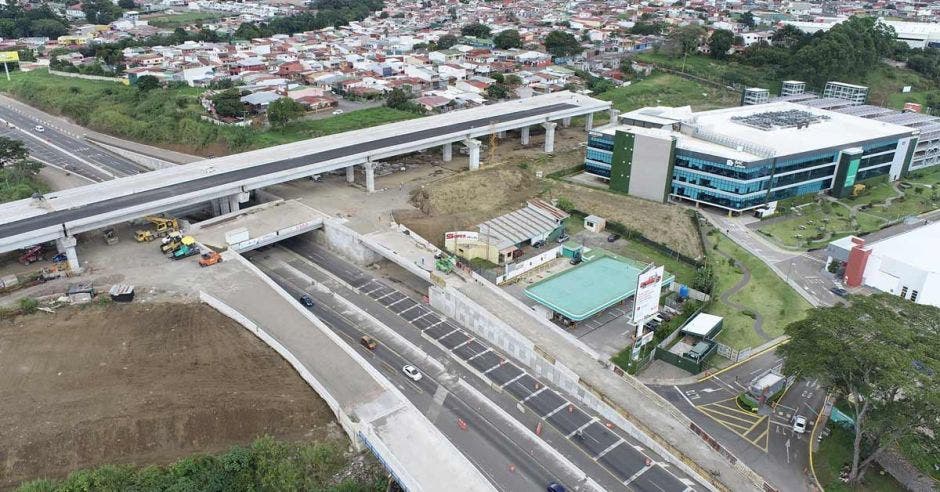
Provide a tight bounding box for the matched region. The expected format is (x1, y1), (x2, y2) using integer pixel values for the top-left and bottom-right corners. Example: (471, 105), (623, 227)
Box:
(87, 138), (177, 170)
(429, 284), (718, 491)
(313, 219), (384, 266)
(48, 69), (126, 83)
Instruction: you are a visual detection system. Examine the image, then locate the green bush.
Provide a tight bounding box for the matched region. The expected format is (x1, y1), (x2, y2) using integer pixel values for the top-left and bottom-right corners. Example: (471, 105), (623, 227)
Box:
(17, 297), (38, 314)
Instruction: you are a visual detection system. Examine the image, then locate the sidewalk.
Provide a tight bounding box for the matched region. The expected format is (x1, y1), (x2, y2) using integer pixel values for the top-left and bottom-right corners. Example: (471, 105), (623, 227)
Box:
(453, 278), (767, 492)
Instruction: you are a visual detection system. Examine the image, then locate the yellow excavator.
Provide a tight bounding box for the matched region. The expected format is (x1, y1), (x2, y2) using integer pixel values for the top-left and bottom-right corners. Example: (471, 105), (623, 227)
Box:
(135, 215), (180, 242)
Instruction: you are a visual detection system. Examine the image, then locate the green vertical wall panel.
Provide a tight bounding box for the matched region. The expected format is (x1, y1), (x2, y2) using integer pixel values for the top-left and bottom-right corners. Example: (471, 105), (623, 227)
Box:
(609, 130), (634, 193)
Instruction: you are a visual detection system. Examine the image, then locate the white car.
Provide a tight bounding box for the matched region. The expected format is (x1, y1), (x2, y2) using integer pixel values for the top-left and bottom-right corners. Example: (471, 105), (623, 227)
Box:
(793, 415), (807, 434)
(332, 109), (344, 115)
(402, 364), (422, 381)
(34, 125), (45, 133)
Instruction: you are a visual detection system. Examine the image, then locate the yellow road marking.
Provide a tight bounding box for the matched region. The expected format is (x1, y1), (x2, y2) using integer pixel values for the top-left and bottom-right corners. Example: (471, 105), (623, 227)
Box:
(696, 406), (758, 428)
(750, 426), (769, 452)
(704, 398), (763, 418)
(744, 415), (767, 434)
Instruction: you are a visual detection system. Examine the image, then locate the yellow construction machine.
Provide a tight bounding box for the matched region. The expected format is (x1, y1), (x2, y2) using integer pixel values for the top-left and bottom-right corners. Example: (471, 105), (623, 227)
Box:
(135, 215), (180, 242)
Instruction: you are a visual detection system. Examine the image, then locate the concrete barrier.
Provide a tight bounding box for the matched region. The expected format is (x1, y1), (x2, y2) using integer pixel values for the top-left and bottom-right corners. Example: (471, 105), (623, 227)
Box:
(314, 219), (384, 267)
(86, 138), (177, 170)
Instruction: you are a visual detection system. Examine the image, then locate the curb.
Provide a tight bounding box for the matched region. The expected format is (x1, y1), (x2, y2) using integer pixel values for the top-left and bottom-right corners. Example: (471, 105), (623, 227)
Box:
(697, 337), (789, 382)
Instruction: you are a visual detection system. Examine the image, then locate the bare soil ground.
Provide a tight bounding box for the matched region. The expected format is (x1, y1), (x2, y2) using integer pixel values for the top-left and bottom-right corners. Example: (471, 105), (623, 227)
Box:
(0, 303), (338, 490)
(395, 128), (703, 259)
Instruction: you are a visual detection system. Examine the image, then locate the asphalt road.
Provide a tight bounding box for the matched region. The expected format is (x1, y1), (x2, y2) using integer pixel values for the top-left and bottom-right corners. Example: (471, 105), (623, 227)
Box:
(0, 103), (148, 181)
(0, 103), (576, 241)
(276, 239), (704, 492)
(649, 349), (826, 492)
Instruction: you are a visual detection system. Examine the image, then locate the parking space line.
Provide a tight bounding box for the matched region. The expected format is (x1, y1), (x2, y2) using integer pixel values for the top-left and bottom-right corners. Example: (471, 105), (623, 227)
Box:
(374, 291), (396, 301)
(483, 363), (503, 374)
(623, 464), (653, 486)
(438, 328), (460, 340)
(521, 387), (547, 403)
(500, 373), (526, 388)
(594, 439), (624, 460)
(424, 320), (445, 331)
(466, 348), (491, 362)
(410, 310), (434, 323)
(387, 297), (410, 309)
(544, 402), (570, 419)
(451, 338), (474, 351)
(397, 304), (423, 316)
(566, 418), (597, 439)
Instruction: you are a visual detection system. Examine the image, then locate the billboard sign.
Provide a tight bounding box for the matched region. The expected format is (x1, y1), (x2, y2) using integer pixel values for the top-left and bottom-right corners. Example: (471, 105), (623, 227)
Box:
(444, 231), (479, 242)
(633, 265), (664, 322)
(0, 51), (19, 63)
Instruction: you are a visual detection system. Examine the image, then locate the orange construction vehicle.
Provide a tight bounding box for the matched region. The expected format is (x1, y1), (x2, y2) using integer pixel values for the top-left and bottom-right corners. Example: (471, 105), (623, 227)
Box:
(198, 251), (223, 267)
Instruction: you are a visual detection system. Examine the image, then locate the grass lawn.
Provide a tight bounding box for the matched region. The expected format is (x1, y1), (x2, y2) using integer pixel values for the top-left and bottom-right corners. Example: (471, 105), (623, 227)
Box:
(706, 230), (811, 350)
(758, 203), (856, 249)
(815, 426), (904, 492)
(633, 52), (779, 92)
(840, 177), (900, 208)
(146, 11), (226, 28)
(0, 69), (417, 155)
(598, 73), (739, 113)
(562, 215), (585, 235)
(905, 166), (940, 186)
(898, 432), (940, 481)
(616, 239), (698, 286)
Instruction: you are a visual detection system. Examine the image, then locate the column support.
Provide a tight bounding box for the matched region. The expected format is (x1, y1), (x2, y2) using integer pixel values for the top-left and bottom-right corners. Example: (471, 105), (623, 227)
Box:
(496, 130), (506, 139)
(56, 236), (80, 271)
(364, 161), (375, 193)
(542, 122), (557, 153)
(465, 139), (481, 171)
(228, 194), (240, 214)
(585, 113), (594, 131)
(561, 117), (571, 128)
(346, 165), (355, 183)
(521, 126), (530, 146)
(442, 142), (453, 162)
(609, 108), (621, 123)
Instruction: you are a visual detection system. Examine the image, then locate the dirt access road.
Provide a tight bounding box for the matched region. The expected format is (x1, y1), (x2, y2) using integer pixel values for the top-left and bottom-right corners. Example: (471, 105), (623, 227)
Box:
(0, 303), (337, 489)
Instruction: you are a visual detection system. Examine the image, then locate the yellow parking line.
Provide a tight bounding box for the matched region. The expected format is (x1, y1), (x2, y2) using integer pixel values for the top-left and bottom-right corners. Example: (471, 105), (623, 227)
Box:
(706, 398), (762, 418)
(744, 415), (767, 434)
(696, 409), (753, 431)
(697, 405), (758, 425)
(750, 426), (769, 452)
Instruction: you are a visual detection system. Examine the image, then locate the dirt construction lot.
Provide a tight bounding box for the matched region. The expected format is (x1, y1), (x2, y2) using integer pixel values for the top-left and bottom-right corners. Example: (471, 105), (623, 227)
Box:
(0, 303), (337, 489)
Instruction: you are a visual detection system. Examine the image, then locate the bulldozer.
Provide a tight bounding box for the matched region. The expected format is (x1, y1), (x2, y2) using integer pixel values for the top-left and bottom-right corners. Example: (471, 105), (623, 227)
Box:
(103, 228), (119, 245)
(135, 215), (180, 243)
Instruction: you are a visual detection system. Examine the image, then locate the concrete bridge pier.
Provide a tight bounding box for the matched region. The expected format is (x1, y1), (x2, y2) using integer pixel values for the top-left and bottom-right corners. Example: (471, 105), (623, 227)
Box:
(442, 142), (453, 162)
(561, 117), (571, 128)
(496, 130), (506, 139)
(346, 165), (355, 183)
(56, 235), (80, 271)
(585, 113), (594, 131)
(364, 161), (375, 192)
(465, 139), (481, 171)
(610, 108), (621, 123)
(520, 126), (530, 146)
(542, 122), (557, 153)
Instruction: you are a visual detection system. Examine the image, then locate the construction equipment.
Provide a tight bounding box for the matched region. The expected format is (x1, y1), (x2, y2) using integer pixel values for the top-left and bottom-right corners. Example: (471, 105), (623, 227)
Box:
(160, 231), (184, 254)
(136, 215), (180, 243)
(103, 228), (119, 245)
(198, 251), (223, 267)
(852, 184), (866, 197)
(19, 245), (44, 265)
(435, 253), (455, 274)
(170, 236), (199, 260)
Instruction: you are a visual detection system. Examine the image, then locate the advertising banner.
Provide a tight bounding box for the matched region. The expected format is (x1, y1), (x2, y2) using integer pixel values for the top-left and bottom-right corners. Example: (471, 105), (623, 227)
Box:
(632, 265), (665, 323)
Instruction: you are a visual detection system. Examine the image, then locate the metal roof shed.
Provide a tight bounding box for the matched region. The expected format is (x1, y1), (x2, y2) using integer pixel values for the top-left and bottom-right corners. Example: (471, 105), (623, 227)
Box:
(680, 312), (723, 339)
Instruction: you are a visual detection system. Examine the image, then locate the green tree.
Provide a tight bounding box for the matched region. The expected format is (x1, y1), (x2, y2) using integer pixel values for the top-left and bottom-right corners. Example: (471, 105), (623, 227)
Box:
(740, 11), (756, 29)
(771, 23), (807, 49)
(0, 136), (28, 169)
(490, 72), (504, 83)
(544, 30), (582, 57)
(691, 264), (715, 294)
(777, 294), (939, 484)
(82, 0), (122, 24)
(117, 0), (136, 8)
(663, 24), (705, 57)
(385, 87), (423, 113)
(212, 89), (245, 118)
(135, 75), (160, 91)
(461, 22), (491, 38)
(708, 28), (734, 59)
(630, 22), (664, 35)
(28, 18), (68, 38)
(504, 74), (523, 87)
(485, 82), (510, 100)
(437, 33), (458, 49)
(267, 97), (305, 127)
(493, 29), (522, 49)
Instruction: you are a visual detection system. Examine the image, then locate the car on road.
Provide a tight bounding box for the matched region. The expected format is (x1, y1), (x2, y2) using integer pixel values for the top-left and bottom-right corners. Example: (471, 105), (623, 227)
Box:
(547, 482), (566, 492)
(34, 125), (45, 133)
(6, 122), (14, 129)
(298, 294), (315, 307)
(607, 233), (620, 242)
(360, 335), (378, 350)
(793, 415), (807, 434)
(402, 364), (422, 381)
(332, 109), (344, 115)
(830, 287), (848, 297)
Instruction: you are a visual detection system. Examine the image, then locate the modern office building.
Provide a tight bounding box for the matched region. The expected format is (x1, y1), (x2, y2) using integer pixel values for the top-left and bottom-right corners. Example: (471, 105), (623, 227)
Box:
(583, 102), (917, 212)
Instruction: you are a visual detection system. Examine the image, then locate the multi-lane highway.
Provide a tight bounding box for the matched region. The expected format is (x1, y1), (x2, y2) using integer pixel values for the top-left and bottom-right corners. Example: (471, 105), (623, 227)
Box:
(250, 239), (705, 492)
(0, 103), (149, 181)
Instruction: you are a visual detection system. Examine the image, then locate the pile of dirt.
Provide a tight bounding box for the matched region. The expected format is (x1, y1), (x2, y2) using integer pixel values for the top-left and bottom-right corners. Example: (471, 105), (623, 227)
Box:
(0, 303), (337, 489)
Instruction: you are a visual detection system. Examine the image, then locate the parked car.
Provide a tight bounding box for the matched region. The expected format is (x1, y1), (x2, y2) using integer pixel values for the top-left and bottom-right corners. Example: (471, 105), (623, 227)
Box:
(556, 233), (570, 243)
(607, 233), (620, 242)
(569, 256), (582, 265)
(34, 125), (45, 133)
(332, 109), (344, 115)
(532, 240), (545, 249)
(299, 294), (315, 307)
(402, 364), (422, 381)
(830, 287), (848, 297)
(547, 482), (566, 492)
(793, 415), (807, 434)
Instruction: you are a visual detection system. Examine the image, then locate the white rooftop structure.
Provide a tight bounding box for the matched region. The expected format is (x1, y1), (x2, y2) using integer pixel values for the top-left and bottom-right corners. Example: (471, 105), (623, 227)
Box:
(601, 102), (914, 163)
(680, 312), (723, 338)
(862, 222), (940, 308)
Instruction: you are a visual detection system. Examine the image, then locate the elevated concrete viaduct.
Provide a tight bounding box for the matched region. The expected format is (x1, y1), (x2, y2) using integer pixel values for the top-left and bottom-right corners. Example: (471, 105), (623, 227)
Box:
(0, 92), (611, 269)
